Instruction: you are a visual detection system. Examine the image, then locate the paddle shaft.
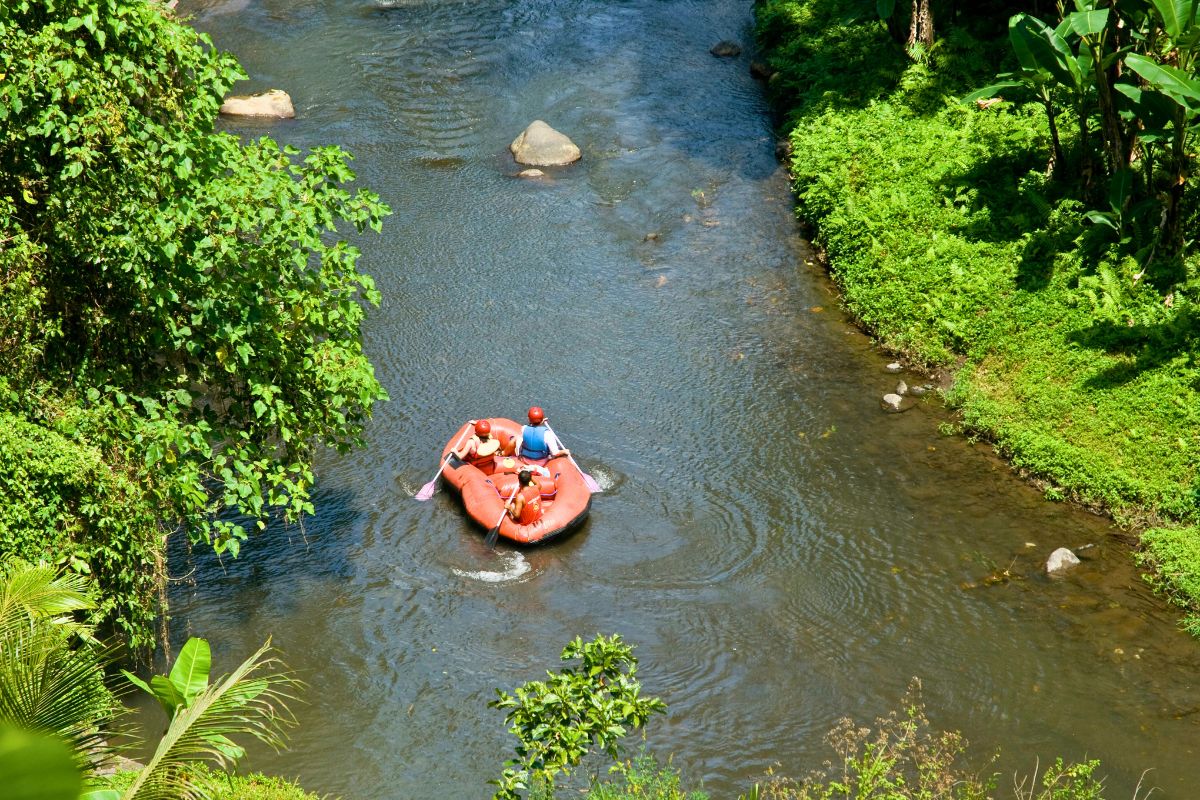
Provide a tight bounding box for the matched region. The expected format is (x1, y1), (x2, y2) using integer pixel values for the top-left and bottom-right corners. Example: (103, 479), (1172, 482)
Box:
(543, 421), (601, 493)
(416, 427), (470, 500)
(485, 488), (519, 548)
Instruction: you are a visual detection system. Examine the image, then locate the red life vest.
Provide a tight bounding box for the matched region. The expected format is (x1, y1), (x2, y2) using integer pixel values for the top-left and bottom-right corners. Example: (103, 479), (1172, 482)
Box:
(517, 485), (542, 525)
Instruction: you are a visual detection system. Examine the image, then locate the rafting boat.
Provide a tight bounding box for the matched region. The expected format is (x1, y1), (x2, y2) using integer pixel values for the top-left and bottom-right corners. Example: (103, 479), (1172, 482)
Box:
(438, 417), (592, 545)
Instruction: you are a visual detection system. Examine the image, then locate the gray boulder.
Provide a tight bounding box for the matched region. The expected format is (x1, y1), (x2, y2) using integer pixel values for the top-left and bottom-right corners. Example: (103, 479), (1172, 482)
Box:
(1046, 547), (1081, 575)
(220, 89), (295, 118)
(510, 121), (581, 166)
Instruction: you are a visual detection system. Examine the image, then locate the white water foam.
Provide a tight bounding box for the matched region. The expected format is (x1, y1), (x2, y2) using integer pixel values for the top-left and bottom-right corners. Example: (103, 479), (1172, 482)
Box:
(452, 552), (533, 584)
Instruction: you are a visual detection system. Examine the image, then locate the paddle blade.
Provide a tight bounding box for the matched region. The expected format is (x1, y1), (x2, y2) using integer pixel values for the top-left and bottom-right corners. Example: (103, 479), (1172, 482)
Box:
(415, 480), (437, 501)
(582, 472), (602, 494)
(485, 524), (501, 549)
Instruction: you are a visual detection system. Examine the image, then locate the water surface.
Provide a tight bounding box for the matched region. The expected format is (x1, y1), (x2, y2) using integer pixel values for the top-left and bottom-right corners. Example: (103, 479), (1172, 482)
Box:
(161, 1), (1200, 797)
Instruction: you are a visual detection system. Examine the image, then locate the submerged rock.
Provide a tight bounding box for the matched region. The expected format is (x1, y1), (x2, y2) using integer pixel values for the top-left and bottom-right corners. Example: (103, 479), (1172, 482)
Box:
(710, 40), (742, 58)
(510, 121), (580, 166)
(220, 89), (295, 118)
(517, 168), (546, 179)
(885, 361), (904, 373)
(1046, 547), (1081, 575)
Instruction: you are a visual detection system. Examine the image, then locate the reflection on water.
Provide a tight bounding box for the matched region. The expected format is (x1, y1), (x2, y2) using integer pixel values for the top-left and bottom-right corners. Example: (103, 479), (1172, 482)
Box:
(155, 1), (1200, 798)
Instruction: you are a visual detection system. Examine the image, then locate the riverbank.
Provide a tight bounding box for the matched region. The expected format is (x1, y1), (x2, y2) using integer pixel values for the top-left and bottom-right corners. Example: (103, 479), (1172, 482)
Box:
(754, 2), (1200, 626)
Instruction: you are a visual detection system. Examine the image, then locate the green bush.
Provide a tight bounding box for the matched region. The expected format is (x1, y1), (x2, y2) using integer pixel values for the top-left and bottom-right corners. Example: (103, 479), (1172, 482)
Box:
(0, 412), (159, 649)
(104, 769), (324, 800)
(745, 680), (1107, 800)
(585, 753), (707, 800)
(755, 0), (1200, 630)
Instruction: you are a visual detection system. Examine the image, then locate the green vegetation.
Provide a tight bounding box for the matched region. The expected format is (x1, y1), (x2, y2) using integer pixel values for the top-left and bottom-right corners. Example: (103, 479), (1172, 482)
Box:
(490, 634), (667, 800)
(583, 753), (707, 800)
(0, 559), (308, 800)
(755, 0), (1200, 623)
(0, 0), (389, 649)
(102, 769), (325, 800)
(744, 682), (1108, 800)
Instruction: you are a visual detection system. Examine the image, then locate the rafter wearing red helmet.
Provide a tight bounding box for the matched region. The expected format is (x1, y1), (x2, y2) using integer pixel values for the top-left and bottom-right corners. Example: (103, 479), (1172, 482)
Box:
(511, 406), (569, 465)
(453, 418), (502, 474)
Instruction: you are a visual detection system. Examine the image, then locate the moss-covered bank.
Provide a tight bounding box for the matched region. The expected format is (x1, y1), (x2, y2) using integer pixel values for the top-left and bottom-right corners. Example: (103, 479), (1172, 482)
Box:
(753, 1), (1200, 625)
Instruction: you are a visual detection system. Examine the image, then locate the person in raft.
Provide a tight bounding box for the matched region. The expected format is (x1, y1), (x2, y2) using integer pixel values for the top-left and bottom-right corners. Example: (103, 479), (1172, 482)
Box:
(510, 406), (569, 465)
(453, 419), (502, 475)
(506, 468), (544, 524)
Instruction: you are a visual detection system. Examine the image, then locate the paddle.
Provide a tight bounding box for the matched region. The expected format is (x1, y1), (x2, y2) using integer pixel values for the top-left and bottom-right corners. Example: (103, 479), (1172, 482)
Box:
(544, 421), (601, 493)
(485, 489), (518, 549)
(415, 428), (470, 501)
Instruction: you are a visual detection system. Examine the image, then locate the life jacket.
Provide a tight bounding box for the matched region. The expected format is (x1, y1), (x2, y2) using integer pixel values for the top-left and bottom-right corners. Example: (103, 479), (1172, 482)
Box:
(519, 424), (550, 460)
(467, 436), (501, 471)
(517, 484), (542, 525)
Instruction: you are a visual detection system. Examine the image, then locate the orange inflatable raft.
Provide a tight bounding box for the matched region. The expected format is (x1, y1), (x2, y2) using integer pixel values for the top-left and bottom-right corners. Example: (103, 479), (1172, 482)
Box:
(439, 417), (592, 545)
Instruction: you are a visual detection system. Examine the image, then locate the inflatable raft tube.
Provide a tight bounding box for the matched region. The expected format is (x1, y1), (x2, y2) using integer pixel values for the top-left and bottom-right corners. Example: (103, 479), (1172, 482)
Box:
(439, 418), (591, 545)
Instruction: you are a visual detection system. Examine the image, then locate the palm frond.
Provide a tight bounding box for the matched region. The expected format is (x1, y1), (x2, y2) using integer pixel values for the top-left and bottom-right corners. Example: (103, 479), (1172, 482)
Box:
(0, 558), (97, 644)
(0, 624), (123, 771)
(122, 639), (301, 800)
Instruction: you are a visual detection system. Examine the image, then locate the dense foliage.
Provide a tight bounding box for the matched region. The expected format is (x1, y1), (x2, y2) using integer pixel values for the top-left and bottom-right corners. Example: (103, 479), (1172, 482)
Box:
(0, 558), (305, 800)
(0, 0), (389, 647)
(756, 0), (1199, 624)
(744, 681), (1108, 800)
(490, 634), (667, 800)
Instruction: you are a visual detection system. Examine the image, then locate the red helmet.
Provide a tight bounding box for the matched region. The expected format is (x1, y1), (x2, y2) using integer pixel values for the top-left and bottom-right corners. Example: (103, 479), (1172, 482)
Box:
(527, 406), (545, 425)
(475, 420), (492, 436)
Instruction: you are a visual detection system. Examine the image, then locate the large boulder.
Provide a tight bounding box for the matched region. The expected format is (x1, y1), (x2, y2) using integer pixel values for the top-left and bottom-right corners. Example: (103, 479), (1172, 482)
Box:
(510, 121), (580, 166)
(220, 89), (295, 119)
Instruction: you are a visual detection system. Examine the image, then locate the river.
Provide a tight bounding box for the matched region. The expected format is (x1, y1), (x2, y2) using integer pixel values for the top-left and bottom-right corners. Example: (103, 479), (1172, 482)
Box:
(161, 1), (1200, 797)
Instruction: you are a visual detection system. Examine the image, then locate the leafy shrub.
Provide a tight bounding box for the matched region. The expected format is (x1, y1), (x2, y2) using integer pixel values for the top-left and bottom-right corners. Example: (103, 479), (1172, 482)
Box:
(746, 680), (1108, 800)
(585, 752), (708, 800)
(0, 413), (159, 649)
(490, 635), (667, 800)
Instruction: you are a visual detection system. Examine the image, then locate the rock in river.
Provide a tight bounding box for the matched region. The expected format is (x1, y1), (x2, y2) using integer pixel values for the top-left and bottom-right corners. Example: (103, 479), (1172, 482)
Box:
(1046, 547), (1081, 575)
(220, 89), (295, 118)
(510, 121), (580, 166)
(710, 40), (742, 57)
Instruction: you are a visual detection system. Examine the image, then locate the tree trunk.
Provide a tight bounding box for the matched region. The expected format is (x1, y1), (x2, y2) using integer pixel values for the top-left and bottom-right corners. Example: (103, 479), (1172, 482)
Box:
(1164, 109), (1188, 254)
(1043, 95), (1065, 179)
(907, 0), (934, 53)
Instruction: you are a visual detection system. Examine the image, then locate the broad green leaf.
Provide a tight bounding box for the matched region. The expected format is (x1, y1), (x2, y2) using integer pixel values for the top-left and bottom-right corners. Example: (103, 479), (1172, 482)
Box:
(1151, 0), (1196, 40)
(150, 674), (186, 717)
(1066, 9), (1109, 37)
(1011, 14), (1081, 89)
(1125, 53), (1200, 111)
(120, 669), (153, 696)
(0, 726), (82, 800)
(169, 638), (212, 703)
(1114, 82), (1178, 127)
(1085, 210), (1120, 230)
(1108, 168), (1134, 214)
(961, 80), (1025, 105)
